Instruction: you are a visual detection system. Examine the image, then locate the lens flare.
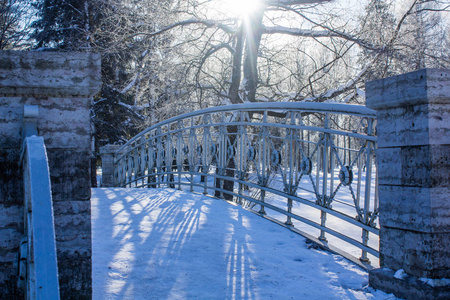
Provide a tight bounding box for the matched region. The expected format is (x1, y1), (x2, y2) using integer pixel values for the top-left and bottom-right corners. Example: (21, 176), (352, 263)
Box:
(223, 0), (261, 16)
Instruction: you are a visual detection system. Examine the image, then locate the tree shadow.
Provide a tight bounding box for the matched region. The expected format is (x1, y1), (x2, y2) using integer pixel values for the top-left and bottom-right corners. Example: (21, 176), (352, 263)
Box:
(92, 188), (374, 300)
(92, 188), (259, 299)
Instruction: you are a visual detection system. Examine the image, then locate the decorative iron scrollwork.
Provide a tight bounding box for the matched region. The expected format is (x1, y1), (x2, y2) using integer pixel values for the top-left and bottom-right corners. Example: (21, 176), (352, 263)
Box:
(196, 145), (203, 154)
(339, 165), (353, 186)
(316, 195), (333, 208)
(160, 150), (166, 159)
(227, 145), (236, 158)
(283, 184), (297, 195)
(182, 146), (189, 155)
(258, 175), (268, 186)
(210, 144), (217, 155)
(271, 150), (281, 165)
(247, 146), (256, 161)
(300, 156), (312, 175)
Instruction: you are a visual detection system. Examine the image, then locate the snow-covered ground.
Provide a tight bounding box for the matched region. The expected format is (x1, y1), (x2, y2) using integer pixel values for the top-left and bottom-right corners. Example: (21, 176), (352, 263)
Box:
(92, 188), (398, 300)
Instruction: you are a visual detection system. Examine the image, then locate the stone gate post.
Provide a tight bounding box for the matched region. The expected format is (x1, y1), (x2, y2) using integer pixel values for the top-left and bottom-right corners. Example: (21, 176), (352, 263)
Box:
(0, 51), (101, 298)
(366, 69), (449, 299)
(99, 145), (121, 187)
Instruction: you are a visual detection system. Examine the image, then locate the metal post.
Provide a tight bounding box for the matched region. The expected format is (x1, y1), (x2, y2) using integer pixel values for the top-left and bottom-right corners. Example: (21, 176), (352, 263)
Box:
(177, 120), (183, 190)
(189, 118), (195, 192)
(361, 118), (374, 262)
(319, 113), (330, 242)
(258, 111), (268, 215)
(218, 112), (226, 199)
(286, 112), (295, 226)
(237, 111), (245, 204)
(203, 115), (209, 194)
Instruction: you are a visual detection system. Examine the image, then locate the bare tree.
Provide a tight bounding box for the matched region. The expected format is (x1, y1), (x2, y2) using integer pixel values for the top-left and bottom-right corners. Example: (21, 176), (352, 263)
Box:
(77, 0), (449, 139)
(357, 0), (450, 82)
(28, 0), (450, 192)
(0, 0), (33, 49)
(29, 0), (450, 132)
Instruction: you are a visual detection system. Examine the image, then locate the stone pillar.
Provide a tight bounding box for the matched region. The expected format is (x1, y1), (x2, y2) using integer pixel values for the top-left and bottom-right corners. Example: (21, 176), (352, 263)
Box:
(366, 69), (450, 300)
(99, 145), (121, 187)
(0, 51), (101, 298)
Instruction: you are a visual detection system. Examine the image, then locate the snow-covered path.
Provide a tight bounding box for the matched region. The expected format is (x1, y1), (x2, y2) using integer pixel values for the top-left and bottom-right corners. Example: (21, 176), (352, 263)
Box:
(91, 188), (397, 300)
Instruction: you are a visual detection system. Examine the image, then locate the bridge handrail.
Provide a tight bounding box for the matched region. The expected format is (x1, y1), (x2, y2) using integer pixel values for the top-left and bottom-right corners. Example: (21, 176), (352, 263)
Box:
(115, 102), (376, 156)
(21, 136), (60, 299)
(19, 106), (60, 299)
(111, 102), (379, 269)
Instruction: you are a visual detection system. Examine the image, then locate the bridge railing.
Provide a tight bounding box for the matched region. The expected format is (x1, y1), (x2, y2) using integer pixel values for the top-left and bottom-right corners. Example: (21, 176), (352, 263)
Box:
(112, 102), (378, 268)
(19, 106), (60, 299)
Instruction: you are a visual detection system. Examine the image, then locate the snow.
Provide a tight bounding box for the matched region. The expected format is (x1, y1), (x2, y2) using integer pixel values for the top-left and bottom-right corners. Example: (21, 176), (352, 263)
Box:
(92, 188), (398, 299)
(419, 277), (450, 288)
(121, 76), (138, 94)
(393, 269), (407, 280)
(264, 26), (332, 38)
(162, 168), (379, 267)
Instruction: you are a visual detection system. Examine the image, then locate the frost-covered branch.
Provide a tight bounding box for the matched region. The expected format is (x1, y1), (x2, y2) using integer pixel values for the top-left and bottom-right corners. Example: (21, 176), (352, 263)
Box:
(263, 26), (332, 37)
(267, 0), (332, 6)
(130, 18), (235, 39)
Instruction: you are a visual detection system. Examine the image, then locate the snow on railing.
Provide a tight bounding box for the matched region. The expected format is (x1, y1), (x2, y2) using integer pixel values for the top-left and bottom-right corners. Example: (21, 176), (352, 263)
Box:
(112, 102), (379, 269)
(19, 106), (60, 299)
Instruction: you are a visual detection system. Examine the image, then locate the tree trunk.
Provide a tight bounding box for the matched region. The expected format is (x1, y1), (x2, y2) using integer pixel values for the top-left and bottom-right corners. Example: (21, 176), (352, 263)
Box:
(228, 26), (245, 104)
(214, 125), (238, 200)
(243, 5), (266, 102)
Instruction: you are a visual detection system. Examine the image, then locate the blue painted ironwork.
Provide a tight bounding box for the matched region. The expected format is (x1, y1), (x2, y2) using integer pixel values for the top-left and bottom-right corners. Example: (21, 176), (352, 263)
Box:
(20, 106), (60, 299)
(111, 102), (379, 268)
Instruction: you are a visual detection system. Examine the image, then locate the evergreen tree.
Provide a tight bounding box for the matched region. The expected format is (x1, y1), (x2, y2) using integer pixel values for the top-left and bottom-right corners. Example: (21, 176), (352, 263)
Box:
(31, 0), (92, 50)
(31, 0), (157, 185)
(30, 0), (172, 144)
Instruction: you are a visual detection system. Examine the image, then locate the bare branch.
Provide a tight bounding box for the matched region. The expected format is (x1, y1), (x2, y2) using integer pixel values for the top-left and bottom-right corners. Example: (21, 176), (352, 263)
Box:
(130, 18), (236, 39)
(266, 0), (333, 6)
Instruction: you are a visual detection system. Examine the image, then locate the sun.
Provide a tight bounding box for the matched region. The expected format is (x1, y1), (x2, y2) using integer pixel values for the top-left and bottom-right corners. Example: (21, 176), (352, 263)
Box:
(222, 0), (262, 17)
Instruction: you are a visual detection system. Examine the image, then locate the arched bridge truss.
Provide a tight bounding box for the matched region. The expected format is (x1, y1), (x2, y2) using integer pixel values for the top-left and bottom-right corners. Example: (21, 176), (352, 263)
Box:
(111, 102), (379, 268)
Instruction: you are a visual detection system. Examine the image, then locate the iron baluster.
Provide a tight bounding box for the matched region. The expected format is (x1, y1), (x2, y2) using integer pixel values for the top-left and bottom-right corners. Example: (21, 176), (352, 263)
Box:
(218, 112), (227, 199)
(285, 112), (296, 226)
(329, 135), (335, 207)
(237, 111), (245, 205)
(258, 111), (269, 215)
(189, 118), (196, 192)
(361, 117), (374, 262)
(177, 120), (183, 190)
(202, 115), (210, 194)
(356, 146), (363, 213)
(319, 113), (330, 242)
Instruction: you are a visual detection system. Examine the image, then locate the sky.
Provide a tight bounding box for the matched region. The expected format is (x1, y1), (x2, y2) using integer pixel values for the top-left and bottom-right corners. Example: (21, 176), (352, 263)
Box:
(91, 188), (399, 300)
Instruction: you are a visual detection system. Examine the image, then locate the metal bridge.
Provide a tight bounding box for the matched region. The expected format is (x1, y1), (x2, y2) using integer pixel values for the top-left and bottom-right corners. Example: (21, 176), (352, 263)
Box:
(108, 102), (379, 268)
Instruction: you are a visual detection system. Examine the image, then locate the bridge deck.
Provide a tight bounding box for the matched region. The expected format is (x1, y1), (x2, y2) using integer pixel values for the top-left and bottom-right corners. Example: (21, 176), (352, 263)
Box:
(91, 188), (393, 300)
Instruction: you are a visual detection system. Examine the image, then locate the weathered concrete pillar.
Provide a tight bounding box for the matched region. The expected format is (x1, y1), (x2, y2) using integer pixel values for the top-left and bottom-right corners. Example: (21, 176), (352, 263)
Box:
(366, 69), (450, 299)
(0, 51), (101, 298)
(99, 145), (121, 187)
